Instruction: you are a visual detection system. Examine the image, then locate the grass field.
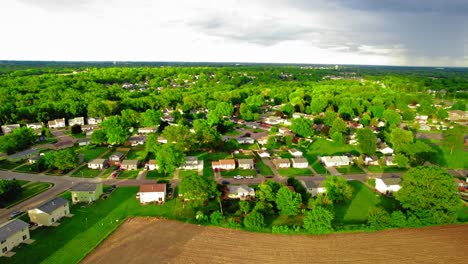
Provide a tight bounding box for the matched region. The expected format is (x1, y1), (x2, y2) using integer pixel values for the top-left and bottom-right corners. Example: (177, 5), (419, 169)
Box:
(80, 146), (108, 162)
(303, 154), (328, 174)
(256, 159), (274, 176)
(457, 206), (468, 222)
(418, 138), (468, 169)
(277, 168), (314, 176)
(117, 170), (140, 179)
(2, 187), (194, 264)
(100, 166), (117, 179)
(178, 170), (198, 179)
(146, 170), (172, 181)
(367, 166), (407, 173)
(126, 149), (147, 161)
(336, 164), (365, 174)
(333, 181), (399, 225)
(221, 169), (257, 177)
(16, 180), (30, 186)
(0, 159), (24, 170)
(0, 182), (53, 209)
(71, 165), (101, 178)
(307, 138), (359, 156)
(13, 164), (44, 174)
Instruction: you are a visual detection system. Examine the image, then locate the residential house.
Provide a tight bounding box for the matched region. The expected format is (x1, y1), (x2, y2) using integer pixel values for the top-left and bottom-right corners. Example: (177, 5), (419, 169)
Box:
(128, 136), (145, 146)
(1, 124), (20, 134)
(77, 138), (90, 146)
(292, 158), (309, 168)
(48, 118), (66, 129)
(28, 197), (70, 226)
(180, 156), (203, 170)
(86, 117), (102, 125)
(237, 159), (254, 169)
(378, 147), (394, 155)
(364, 156), (379, 166)
(138, 127), (158, 134)
(157, 136), (168, 144)
(278, 127), (292, 135)
(227, 185), (255, 199)
(419, 124), (431, 131)
(272, 158), (291, 169)
(288, 148), (303, 157)
(375, 178), (401, 194)
(26, 122), (44, 130)
(68, 117), (85, 127)
(70, 183), (103, 204)
(137, 184), (166, 204)
(301, 180), (326, 196)
(320, 156), (351, 167)
(0, 219), (30, 257)
(415, 115), (428, 124)
(384, 156), (396, 166)
(264, 116), (282, 125)
(146, 160), (158, 171)
(236, 137), (255, 144)
(28, 153), (44, 164)
(257, 136), (270, 145)
(120, 160), (139, 170)
(81, 124), (98, 135)
(448, 110), (468, 123)
(109, 152), (125, 163)
(212, 159), (236, 170)
(257, 150), (270, 158)
(87, 159), (108, 170)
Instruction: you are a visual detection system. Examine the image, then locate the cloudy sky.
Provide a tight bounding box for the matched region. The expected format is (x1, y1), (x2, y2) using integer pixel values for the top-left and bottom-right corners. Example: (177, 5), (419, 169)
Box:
(1, 0), (467, 66)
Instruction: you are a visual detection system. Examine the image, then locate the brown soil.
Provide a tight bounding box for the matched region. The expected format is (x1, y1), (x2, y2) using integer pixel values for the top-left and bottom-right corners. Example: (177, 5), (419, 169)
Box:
(82, 218), (468, 264)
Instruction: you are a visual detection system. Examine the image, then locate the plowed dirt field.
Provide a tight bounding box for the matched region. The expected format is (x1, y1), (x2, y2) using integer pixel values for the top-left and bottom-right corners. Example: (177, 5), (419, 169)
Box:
(82, 218), (468, 264)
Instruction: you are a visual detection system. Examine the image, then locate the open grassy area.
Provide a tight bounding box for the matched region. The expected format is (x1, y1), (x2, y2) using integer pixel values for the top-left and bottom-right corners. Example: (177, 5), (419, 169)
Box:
(418, 138), (468, 169)
(117, 170), (140, 179)
(221, 169), (257, 177)
(178, 170), (198, 179)
(146, 170), (172, 181)
(233, 153), (254, 159)
(71, 165), (102, 178)
(307, 138), (359, 156)
(17, 180), (30, 186)
(367, 166), (408, 173)
(100, 165), (117, 179)
(303, 154), (328, 174)
(457, 206), (468, 222)
(3, 187), (197, 264)
(271, 215), (305, 227)
(256, 159), (274, 176)
(13, 164), (45, 174)
(0, 182), (53, 209)
(277, 168), (314, 176)
(239, 143), (260, 151)
(333, 181), (399, 226)
(79, 146), (108, 162)
(336, 164), (365, 175)
(0, 159), (24, 170)
(126, 148), (148, 161)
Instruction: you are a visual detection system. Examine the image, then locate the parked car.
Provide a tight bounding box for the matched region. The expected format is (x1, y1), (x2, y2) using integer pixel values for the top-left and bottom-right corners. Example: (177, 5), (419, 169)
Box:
(234, 175), (244, 179)
(245, 175), (254, 179)
(9, 210), (23, 219)
(221, 180), (230, 185)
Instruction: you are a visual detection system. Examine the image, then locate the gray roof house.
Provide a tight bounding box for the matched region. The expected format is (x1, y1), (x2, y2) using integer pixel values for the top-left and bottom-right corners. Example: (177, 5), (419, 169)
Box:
(37, 197), (69, 214)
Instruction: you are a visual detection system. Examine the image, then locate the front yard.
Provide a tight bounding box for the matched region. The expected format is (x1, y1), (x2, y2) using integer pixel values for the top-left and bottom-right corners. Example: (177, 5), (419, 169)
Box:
(336, 164), (365, 175)
(71, 165), (102, 178)
(117, 170), (140, 179)
(146, 170), (172, 181)
(78, 146), (108, 162)
(221, 169), (257, 177)
(277, 168), (314, 177)
(126, 148), (148, 161)
(0, 159), (24, 170)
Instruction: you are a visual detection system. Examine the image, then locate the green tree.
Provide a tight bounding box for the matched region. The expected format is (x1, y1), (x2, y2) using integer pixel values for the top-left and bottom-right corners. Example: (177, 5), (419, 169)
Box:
(400, 141), (435, 165)
(0, 179), (22, 203)
(329, 118), (348, 137)
(323, 176), (353, 203)
(280, 103), (295, 117)
(275, 186), (302, 216)
(121, 109), (139, 127)
(436, 109), (449, 120)
(356, 128), (377, 155)
(90, 129), (107, 145)
(442, 127), (465, 155)
(256, 180), (282, 202)
(324, 110), (337, 126)
(389, 210), (407, 228)
(156, 143), (185, 175)
(395, 166), (462, 225)
(360, 113), (371, 126)
(193, 119), (220, 146)
(44, 148), (79, 171)
(394, 153), (409, 168)
(383, 109), (402, 126)
(210, 211), (224, 225)
(290, 117), (314, 138)
(239, 200), (251, 215)
(178, 174), (217, 207)
(161, 124), (194, 151)
(303, 206), (334, 234)
(140, 109), (162, 127)
(401, 110), (415, 121)
(243, 210), (265, 231)
(388, 128), (413, 152)
(100, 115), (131, 145)
(144, 133), (159, 154)
(367, 207), (390, 230)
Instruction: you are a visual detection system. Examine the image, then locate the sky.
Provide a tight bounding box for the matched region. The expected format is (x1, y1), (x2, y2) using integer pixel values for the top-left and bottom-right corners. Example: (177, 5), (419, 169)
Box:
(1, 0), (467, 66)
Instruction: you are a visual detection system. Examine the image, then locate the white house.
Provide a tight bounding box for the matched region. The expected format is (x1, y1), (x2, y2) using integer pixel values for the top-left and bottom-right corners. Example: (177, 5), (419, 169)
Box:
(278, 127), (292, 135)
(384, 156), (396, 166)
(146, 160), (158, 171)
(88, 159), (108, 169)
(87, 117), (102, 125)
(109, 152), (125, 163)
(68, 117), (85, 126)
(257, 150), (270, 158)
(137, 184), (166, 204)
(292, 158), (309, 168)
(378, 147), (394, 155)
(0, 219), (30, 257)
(212, 159), (236, 170)
(138, 127), (158, 134)
(180, 156), (203, 170)
(227, 185), (255, 199)
(257, 136), (270, 145)
(1, 124), (20, 134)
(320, 156), (351, 167)
(28, 197), (70, 226)
(128, 136), (145, 146)
(48, 118), (66, 129)
(26, 122), (44, 130)
(364, 156), (379, 166)
(157, 136), (168, 144)
(375, 178), (401, 194)
(236, 137), (255, 144)
(272, 158), (291, 169)
(301, 180), (326, 196)
(237, 159), (254, 169)
(288, 149), (303, 157)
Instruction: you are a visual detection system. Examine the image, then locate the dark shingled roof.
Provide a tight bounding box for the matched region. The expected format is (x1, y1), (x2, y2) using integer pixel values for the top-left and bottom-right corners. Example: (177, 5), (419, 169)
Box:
(71, 182), (99, 192)
(0, 219), (28, 241)
(37, 197), (68, 214)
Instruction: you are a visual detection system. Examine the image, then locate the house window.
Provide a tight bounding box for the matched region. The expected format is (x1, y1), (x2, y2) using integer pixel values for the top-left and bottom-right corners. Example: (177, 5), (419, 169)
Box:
(52, 217), (55, 223)
(1, 239), (5, 244)
(2, 247), (7, 253)
(23, 235), (27, 240)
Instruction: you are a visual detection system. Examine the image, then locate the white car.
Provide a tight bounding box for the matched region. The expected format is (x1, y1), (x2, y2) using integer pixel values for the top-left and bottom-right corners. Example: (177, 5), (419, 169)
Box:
(234, 175), (244, 179)
(245, 175), (254, 179)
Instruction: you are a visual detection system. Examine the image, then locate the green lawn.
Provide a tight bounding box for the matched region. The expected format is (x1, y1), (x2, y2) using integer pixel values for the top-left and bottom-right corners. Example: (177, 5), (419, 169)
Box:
(79, 146), (108, 162)
(71, 165), (102, 178)
(178, 170), (198, 179)
(221, 169), (257, 177)
(0, 182), (53, 209)
(0, 159), (24, 170)
(224, 130), (241, 136)
(333, 181), (399, 225)
(126, 149), (148, 161)
(307, 138), (359, 156)
(117, 170), (140, 179)
(367, 166), (408, 173)
(240, 143), (260, 150)
(13, 164), (44, 174)
(233, 153), (254, 159)
(278, 151), (294, 159)
(336, 164), (365, 174)
(303, 154), (328, 174)
(100, 165), (117, 179)
(17, 180), (30, 186)
(256, 159), (274, 176)
(2, 187), (196, 264)
(418, 138), (467, 169)
(146, 170), (172, 181)
(277, 168), (314, 176)
(271, 215), (305, 227)
(457, 206), (468, 222)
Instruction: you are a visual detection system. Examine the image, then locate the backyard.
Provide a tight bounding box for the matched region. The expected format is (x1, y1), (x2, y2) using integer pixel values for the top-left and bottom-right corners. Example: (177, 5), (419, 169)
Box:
(71, 165), (102, 178)
(126, 148), (148, 161)
(78, 146), (108, 162)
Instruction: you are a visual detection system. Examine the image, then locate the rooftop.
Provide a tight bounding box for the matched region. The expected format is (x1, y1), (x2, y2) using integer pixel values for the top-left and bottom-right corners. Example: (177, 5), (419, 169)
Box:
(37, 197), (68, 214)
(0, 219), (29, 242)
(139, 184), (166, 193)
(71, 182), (100, 192)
